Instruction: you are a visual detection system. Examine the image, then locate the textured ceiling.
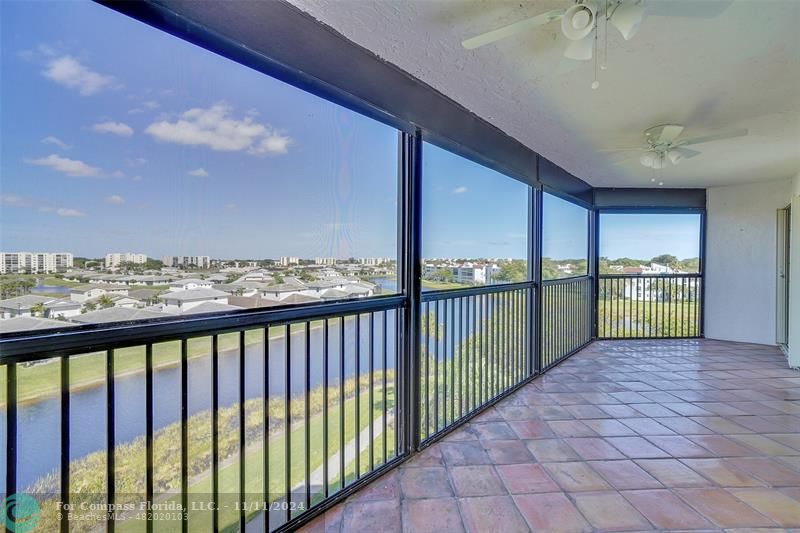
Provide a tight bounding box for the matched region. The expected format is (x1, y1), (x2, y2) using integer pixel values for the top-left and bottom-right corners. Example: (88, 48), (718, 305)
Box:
(287, 0), (800, 188)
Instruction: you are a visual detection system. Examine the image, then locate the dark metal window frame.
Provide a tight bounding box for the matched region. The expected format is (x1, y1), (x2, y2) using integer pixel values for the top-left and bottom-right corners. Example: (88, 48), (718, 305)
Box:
(593, 206), (707, 338)
(0, 2), (711, 531)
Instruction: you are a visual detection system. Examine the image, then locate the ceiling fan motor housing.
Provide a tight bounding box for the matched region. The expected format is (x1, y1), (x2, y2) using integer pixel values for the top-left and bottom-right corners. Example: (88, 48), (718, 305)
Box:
(562, 1), (597, 40)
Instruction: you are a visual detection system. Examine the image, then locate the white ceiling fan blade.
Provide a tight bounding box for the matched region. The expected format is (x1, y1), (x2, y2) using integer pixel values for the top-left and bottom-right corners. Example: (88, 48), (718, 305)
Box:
(679, 128), (748, 146)
(609, 0), (648, 40)
(647, 0), (732, 19)
(564, 33), (594, 60)
(462, 9), (565, 50)
(656, 124), (685, 145)
(668, 147), (701, 165)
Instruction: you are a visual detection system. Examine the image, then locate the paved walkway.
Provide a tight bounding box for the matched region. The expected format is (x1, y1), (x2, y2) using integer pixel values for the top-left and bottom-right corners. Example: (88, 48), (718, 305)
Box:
(299, 339), (800, 532)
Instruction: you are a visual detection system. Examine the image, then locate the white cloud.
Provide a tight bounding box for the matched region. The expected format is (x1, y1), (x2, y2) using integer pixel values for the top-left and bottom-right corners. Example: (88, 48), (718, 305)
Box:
(105, 195), (125, 205)
(225, 202), (237, 210)
(145, 103), (291, 155)
(56, 207), (86, 217)
(26, 154), (101, 177)
(41, 136), (71, 150)
(0, 194), (31, 207)
(125, 157), (147, 167)
(453, 186), (468, 194)
(43, 55), (116, 95)
(111, 170), (125, 179)
(132, 175), (143, 182)
(143, 100), (159, 110)
(92, 121), (133, 137)
(188, 168), (209, 177)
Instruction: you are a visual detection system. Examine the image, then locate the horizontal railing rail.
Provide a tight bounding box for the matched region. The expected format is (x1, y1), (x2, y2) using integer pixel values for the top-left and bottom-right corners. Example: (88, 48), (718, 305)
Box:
(1, 299), (405, 532)
(0, 294), (406, 362)
(597, 273), (702, 339)
(541, 276), (592, 370)
(419, 282), (533, 444)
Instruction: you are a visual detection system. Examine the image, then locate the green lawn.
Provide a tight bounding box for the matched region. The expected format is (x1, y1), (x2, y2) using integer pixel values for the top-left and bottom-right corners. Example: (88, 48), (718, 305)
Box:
(421, 280), (468, 290)
(113, 385), (395, 533)
(597, 298), (699, 338)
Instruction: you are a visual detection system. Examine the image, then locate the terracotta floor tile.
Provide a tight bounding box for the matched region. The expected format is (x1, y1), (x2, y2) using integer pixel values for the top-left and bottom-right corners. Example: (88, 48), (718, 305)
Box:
(582, 418), (638, 436)
(530, 405), (574, 420)
(482, 439), (535, 465)
(588, 460), (663, 489)
(514, 492), (593, 533)
(547, 419), (598, 438)
(572, 491), (651, 531)
(653, 416), (715, 435)
(621, 489), (714, 529)
(542, 461), (611, 492)
(405, 445), (444, 467)
(688, 435), (759, 457)
(691, 416), (755, 434)
(402, 498), (465, 533)
(681, 458), (766, 487)
(597, 404), (644, 418)
(564, 437), (626, 460)
(496, 463), (560, 494)
(607, 436), (670, 458)
(730, 489), (800, 527)
(728, 434), (800, 456)
(439, 441), (492, 467)
(725, 457), (800, 486)
(620, 417), (677, 436)
(342, 499), (402, 532)
(496, 405), (539, 421)
(470, 421), (517, 441)
(675, 487), (777, 527)
(635, 458), (712, 487)
(458, 495), (529, 533)
(525, 439), (581, 462)
(766, 433), (800, 451)
(645, 435), (714, 457)
(629, 403), (679, 417)
(661, 402), (716, 416)
(449, 465), (506, 497)
(565, 404), (610, 419)
(399, 467), (453, 499)
(298, 505), (343, 533)
(349, 470), (400, 502)
(508, 419), (555, 439)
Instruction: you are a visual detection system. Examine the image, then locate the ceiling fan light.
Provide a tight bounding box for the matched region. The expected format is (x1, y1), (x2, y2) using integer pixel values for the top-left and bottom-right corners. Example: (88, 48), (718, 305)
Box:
(610, 0), (647, 40)
(564, 34), (594, 60)
(562, 2), (597, 40)
(640, 152), (656, 168)
(668, 149), (683, 165)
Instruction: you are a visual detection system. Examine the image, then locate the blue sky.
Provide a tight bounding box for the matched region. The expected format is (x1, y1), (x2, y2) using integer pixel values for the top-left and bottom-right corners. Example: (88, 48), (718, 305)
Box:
(600, 213), (701, 260)
(0, 2), (698, 262)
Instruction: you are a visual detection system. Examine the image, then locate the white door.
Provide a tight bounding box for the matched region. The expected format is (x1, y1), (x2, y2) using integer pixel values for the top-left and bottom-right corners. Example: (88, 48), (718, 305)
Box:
(777, 206), (791, 347)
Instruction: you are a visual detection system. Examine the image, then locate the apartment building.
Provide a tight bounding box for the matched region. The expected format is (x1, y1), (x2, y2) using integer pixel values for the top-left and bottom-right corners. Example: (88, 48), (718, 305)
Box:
(0, 252), (73, 274)
(162, 255), (211, 269)
(279, 256), (300, 266)
(105, 252), (147, 269)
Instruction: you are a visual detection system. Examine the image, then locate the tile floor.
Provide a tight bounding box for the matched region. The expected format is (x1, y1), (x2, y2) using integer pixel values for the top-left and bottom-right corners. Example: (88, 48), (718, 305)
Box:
(300, 339), (800, 532)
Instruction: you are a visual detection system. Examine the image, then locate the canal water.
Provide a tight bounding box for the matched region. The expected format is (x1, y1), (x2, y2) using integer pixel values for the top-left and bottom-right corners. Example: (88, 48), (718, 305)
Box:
(2, 280), (509, 491)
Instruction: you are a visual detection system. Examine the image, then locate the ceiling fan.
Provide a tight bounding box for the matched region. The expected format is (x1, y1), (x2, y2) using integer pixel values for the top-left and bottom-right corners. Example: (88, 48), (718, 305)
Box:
(462, 0), (732, 86)
(602, 124), (749, 169)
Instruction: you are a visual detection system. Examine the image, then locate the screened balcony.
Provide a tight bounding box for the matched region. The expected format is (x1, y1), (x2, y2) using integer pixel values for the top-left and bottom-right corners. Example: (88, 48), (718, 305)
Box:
(1, 1), (798, 533)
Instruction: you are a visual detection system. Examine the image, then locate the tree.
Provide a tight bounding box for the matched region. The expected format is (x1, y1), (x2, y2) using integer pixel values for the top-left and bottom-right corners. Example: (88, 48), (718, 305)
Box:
(97, 295), (115, 309)
(272, 273), (284, 284)
(493, 260), (527, 283)
(651, 254), (678, 267)
(29, 303), (45, 317)
(82, 301), (97, 313)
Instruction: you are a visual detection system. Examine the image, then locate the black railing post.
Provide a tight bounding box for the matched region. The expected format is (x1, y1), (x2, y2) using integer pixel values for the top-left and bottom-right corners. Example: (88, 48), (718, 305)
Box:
(590, 207), (600, 339)
(399, 129), (422, 452)
(532, 185), (544, 375)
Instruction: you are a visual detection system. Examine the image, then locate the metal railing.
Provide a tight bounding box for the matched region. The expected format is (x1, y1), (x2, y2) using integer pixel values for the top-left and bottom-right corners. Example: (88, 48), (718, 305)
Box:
(0, 296), (405, 533)
(418, 282), (533, 443)
(541, 276), (593, 369)
(597, 274), (702, 339)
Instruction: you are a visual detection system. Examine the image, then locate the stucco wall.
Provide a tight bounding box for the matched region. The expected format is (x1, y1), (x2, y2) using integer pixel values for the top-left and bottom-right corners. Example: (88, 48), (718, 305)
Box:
(705, 178), (793, 345)
(789, 173), (800, 367)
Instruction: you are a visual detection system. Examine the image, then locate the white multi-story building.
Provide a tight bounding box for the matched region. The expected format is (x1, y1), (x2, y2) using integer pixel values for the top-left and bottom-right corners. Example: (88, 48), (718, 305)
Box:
(315, 257), (337, 265)
(280, 256), (300, 266)
(105, 252), (147, 269)
(0, 252), (73, 274)
(358, 257), (391, 266)
(162, 255), (211, 269)
(423, 262), (500, 285)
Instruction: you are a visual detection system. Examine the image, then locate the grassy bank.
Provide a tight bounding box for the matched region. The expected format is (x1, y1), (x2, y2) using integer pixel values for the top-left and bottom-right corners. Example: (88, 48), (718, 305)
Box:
(25, 371), (395, 533)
